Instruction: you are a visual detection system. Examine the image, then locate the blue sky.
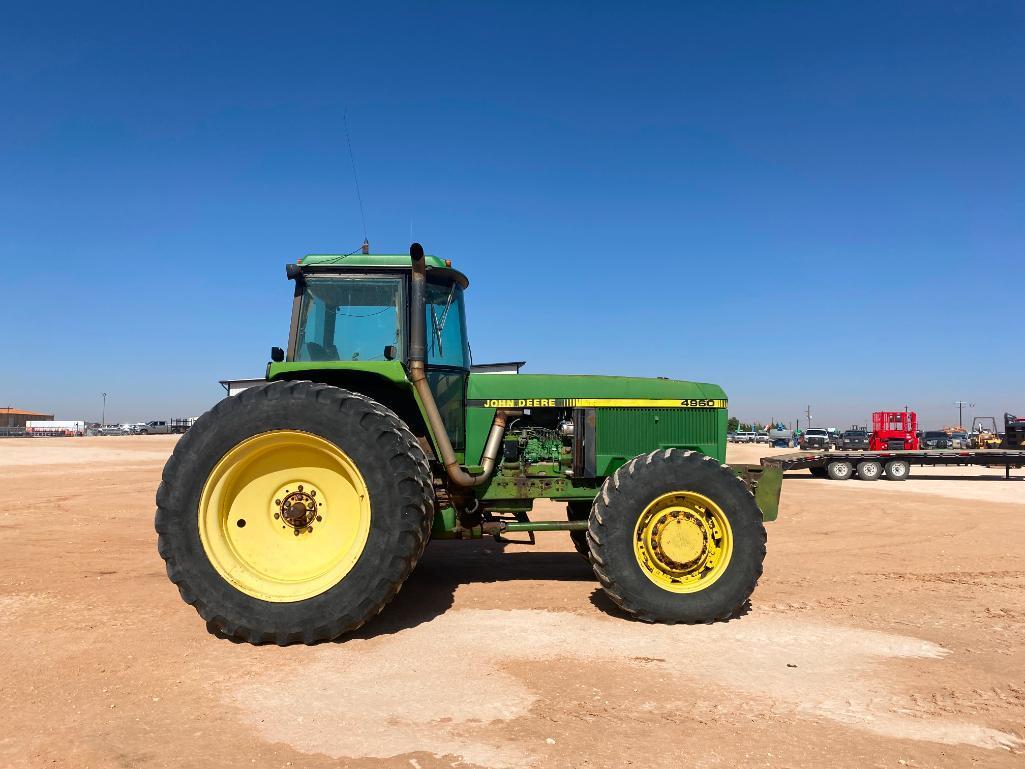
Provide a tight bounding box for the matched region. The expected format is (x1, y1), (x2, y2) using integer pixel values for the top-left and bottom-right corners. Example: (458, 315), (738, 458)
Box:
(2, 2), (1022, 429)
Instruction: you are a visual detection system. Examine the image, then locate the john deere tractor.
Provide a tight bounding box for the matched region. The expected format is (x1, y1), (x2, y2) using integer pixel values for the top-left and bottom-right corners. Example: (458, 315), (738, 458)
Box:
(156, 245), (782, 644)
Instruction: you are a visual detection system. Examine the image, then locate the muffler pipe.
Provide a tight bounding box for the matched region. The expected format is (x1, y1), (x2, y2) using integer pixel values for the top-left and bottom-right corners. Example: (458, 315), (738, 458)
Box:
(407, 243), (516, 487)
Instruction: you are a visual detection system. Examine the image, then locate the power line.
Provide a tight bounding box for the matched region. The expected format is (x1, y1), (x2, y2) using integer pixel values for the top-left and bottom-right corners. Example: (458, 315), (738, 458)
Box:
(343, 110), (368, 241)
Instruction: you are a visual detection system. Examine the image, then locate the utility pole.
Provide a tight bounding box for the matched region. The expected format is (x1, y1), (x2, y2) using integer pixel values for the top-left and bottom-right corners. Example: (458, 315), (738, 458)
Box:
(805, 405), (812, 429)
(954, 401), (973, 429)
(101, 392), (108, 426)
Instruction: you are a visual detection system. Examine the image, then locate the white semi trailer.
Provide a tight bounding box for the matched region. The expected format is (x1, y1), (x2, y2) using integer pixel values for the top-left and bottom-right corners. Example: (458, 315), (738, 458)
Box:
(26, 420), (86, 437)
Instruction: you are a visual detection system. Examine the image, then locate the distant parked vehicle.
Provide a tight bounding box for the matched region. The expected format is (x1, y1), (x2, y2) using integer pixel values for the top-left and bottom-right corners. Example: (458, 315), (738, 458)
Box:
(767, 423), (791, 448)
(799, 428), (830, 450)
(26, 420), (86, 437)
(838, 429), (870, 450)
(140, 418), (196, 435)
(754, 431), (770, 444)
(869, 411), (920, 451)
(96, 424), (129, 436)
(734, 430), (756, 443)
(727, 431), (737, 442)
(922, 431), (952, 449)
(949, 431), (969, 449)
(1004, 413), (1025, 449)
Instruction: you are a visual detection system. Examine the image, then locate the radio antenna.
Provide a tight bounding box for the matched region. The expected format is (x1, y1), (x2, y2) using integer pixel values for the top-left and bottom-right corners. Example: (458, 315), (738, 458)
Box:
(343, 110), (368, 243)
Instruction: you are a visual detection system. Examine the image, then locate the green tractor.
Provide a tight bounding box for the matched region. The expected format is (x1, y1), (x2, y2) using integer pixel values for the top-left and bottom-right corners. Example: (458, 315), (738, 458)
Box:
(155, 244), (782, 644)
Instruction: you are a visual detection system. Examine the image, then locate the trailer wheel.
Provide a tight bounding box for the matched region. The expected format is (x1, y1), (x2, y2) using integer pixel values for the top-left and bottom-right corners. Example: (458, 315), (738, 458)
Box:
(884, 460), (909, 480)
(857, 460), (882, 481)
(826, 461), (853, 481)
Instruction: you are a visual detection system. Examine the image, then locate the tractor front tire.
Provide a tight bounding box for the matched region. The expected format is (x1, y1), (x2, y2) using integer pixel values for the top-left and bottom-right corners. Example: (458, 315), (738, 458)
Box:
(587, 450), (766, 623)
(155, 381), (434, 645)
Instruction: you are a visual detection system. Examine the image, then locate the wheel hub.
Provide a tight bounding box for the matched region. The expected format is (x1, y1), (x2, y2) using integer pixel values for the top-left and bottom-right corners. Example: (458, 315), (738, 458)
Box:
(276, 485), (320, 532)
(650, 511), (709, 571)
(633, 491), (733, 593)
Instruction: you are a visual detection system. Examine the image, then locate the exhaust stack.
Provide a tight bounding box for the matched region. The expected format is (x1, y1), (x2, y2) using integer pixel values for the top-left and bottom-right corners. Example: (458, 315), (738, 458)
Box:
(407, 243), (515, 487)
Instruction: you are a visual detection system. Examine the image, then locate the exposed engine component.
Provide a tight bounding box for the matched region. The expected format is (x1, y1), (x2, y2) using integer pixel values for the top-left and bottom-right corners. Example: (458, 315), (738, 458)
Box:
(500, 418), (574, 475)
(522, 427), (562, 464)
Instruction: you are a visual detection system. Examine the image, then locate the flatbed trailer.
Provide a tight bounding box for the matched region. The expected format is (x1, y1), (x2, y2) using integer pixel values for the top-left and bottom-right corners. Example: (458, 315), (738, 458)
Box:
(761, 449), (1025, 481)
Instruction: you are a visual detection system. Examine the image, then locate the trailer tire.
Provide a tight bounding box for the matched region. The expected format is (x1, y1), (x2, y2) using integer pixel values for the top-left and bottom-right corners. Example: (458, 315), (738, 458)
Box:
(155, 381), (434, 645)
(857, 460), (882, 481)
(587, 450), (766, 624)
(826, 460), (853, 481)
(884, 460), (910, 481)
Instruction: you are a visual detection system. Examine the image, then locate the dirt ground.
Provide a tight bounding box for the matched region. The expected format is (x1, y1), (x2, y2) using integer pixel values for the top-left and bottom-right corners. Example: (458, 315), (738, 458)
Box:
(1, 437), (1023, 769)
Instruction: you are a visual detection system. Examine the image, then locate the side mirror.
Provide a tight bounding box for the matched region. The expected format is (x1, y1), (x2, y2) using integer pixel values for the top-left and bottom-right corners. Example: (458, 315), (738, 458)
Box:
(270, 346), (285, 362)
(383, 345), (397, 361)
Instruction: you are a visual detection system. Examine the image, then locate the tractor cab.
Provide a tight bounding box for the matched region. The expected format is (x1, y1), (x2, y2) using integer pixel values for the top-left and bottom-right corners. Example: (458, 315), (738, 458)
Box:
(282, 252), (472, 450)
(286, 253), (470, 368)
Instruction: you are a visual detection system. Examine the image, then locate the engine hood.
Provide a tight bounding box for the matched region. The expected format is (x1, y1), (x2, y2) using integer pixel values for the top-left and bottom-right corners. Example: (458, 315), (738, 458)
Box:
(466, 373), (727, 408)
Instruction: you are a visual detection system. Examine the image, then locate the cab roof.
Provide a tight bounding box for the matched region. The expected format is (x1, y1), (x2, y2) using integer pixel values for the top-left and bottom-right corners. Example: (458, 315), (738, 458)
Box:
(297, 253), (469, 288)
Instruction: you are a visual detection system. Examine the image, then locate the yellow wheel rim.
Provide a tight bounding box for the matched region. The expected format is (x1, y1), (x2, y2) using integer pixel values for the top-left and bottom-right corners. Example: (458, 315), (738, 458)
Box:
(633, 491), (733, 593)
(198, 430), (371, 602)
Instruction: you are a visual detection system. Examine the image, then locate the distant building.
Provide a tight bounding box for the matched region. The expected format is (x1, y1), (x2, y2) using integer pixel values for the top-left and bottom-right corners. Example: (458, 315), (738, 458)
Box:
(219, 378), (267, 397)
(219, 362), (525, 397)
(470, 361), (526, 374)
(1, 407), (54, 430)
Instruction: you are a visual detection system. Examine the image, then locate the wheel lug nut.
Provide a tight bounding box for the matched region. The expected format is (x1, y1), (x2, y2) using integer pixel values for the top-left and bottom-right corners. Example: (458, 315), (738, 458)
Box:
(298, 484), (303, 492)
(307, 526), (313, 533)
(275, 499), (281, 505)
(310, 490), (316, 497)
(293, 530), (300, 536)
(316, 515), (322, 522)
(274, 512), (280, 519)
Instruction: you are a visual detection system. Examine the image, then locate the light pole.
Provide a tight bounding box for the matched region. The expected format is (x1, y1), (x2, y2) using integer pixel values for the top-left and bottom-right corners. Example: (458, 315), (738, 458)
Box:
(101, 392), (108, 426)
(954, 401), (973, 429)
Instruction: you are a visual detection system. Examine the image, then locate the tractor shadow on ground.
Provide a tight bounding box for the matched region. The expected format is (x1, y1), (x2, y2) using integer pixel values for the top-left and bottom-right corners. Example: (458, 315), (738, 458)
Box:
(588, 590), (752, 624)
(344, 538), (597, 642)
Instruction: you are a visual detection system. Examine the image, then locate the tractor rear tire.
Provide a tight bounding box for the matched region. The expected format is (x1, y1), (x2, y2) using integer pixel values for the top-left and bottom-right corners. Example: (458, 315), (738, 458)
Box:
(155, 381), (434, 645)
(586, 450), (766, 624)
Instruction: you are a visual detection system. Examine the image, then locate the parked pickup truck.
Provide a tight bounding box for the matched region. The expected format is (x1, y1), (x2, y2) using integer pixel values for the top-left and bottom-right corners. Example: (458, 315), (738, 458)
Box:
(799, 428), (831, 450)
(921, 430), (952, 449)
(734, 431), (756, 443)
(139, 418), (196, 435)
(837, 429), (870, 450)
